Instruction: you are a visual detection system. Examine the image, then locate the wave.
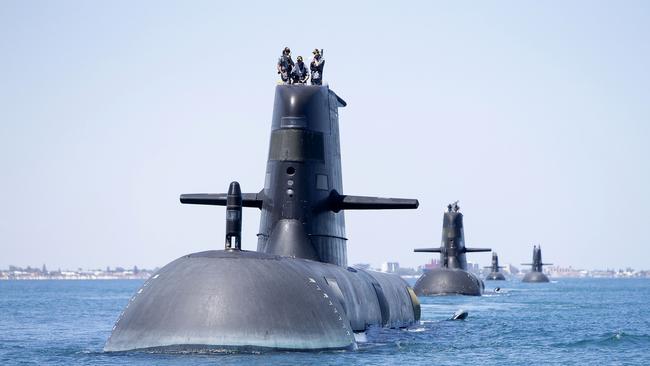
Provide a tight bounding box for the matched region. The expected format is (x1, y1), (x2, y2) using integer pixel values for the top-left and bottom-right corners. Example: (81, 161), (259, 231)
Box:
(554, 331), (650, 348)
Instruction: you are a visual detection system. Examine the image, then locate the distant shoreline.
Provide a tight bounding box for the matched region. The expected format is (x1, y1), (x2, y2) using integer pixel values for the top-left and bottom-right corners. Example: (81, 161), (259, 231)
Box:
(0, 277), (148, 281)
(2, 275), (648, 281)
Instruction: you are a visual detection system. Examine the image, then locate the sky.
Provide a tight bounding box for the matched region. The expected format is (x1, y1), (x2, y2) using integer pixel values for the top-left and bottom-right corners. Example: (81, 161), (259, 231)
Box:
(1, 1), (649, 271)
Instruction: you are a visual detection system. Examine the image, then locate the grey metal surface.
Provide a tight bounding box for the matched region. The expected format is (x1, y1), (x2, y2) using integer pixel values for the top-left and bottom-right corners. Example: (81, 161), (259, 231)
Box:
(414, 269), (484, 296)
(485, 271), (506, 281)
(522, 271), (550, 283)
(105, 251), (354, 351)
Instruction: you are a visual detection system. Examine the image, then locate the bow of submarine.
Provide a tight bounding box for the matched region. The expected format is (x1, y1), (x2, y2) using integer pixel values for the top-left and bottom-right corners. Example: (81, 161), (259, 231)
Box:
(485, 271), (506, 281)
(522, 271), (550, 283)
(413, 268), (484, 296)
(105, 250), (420, 351)
(104, 251), (356, 351)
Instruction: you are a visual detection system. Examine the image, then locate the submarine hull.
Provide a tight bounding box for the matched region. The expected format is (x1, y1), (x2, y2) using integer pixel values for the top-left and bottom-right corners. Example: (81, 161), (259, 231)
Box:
(485, 272), (506, 281)
(522, 271), (550, 283)
(413, 268), (484, 296)
(105, 250), (419, 352)
(106, 84), (422, 352)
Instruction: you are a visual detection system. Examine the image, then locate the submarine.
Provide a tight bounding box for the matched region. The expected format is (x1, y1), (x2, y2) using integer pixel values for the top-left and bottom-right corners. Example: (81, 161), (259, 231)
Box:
(522, 245), (552, 283)
(484, 252), (506, 281)
(104, 84), (422, 352)
(412, 202), (491, 296)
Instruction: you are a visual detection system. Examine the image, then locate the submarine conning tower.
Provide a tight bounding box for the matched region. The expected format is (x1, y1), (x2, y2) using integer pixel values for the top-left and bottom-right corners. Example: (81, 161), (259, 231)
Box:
(180, 85), (419, 267)
(523, 245), (552, 273)
(533, 245), (542, 272)
(257, 85), (348, 265)
(257, 85), (418, 265)
(490, 252), (501, 273)
(440, 203), (469, 269)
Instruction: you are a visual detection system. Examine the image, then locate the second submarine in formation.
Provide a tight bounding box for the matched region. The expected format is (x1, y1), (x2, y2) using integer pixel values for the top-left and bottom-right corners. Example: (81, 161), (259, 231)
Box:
(413, 202), (491, 296)
(522, 245), (552, 283)
(484, 252), (506, 281)
(104, 84), (421, 352)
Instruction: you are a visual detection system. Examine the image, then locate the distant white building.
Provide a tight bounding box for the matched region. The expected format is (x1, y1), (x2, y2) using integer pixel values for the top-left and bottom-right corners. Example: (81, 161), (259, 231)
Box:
(467, 262), (480, 273)
(503, 264), (519, 274)
(381, 262), (400, 273)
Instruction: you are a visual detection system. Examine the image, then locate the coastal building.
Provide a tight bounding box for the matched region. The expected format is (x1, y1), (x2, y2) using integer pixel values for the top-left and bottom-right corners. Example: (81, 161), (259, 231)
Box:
(381, 262), (400, 273)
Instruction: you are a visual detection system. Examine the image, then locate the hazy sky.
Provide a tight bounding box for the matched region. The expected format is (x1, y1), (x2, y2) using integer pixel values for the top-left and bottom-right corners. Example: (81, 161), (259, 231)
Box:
(1, 1), (649, 271)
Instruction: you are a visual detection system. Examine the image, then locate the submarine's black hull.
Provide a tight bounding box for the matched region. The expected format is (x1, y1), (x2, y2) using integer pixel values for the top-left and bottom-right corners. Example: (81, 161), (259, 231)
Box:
(106, 84), (422, 352)
(413, 268), (484, 296)
(485, 272), (506, 281)
(105, 250), (420, 351)
(522, 271), (550, 283)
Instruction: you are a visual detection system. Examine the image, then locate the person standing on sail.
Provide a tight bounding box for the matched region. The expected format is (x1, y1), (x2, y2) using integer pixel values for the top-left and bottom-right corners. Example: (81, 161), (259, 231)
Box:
(277, 47), (294, 84)
(291, 56), (309, 84)
(310, 49), (325, 85)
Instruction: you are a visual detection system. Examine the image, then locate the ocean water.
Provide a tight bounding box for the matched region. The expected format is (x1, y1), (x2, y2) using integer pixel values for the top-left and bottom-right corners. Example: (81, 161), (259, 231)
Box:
(1, 278), (649, 365)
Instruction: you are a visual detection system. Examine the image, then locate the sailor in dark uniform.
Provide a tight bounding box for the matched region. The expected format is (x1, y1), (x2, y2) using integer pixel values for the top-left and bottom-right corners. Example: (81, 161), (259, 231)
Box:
(291, 56), (309, 84)
(277, 47), (294, 84)
(309, 49), (325, 85)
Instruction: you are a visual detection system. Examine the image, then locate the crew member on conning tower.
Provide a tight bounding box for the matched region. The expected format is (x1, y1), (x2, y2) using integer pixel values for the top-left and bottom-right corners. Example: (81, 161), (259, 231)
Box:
(277, 47), (294, 84)
(310, 49), (325, 85)
(291, 56), (309, 84)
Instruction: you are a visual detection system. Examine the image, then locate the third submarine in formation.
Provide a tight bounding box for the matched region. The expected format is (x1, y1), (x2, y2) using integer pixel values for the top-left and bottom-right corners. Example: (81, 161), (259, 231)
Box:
(522, 245), (552, 283)
(105, 84), (421, 352)
(484, 252), (506, 281)
(413, 202), (491, 296)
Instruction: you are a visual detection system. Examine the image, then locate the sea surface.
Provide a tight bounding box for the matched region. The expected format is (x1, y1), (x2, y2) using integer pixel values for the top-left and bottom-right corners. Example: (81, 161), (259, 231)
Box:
(1, 278), (649, 365)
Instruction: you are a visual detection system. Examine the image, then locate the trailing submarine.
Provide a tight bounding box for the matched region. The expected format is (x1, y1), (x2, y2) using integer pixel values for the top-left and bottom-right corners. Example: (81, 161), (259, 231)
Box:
(104, 84), (421, 352)
(522, 245), (552, 283)
(412, 202), (491, 296)
(484, 252), (506, 281)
